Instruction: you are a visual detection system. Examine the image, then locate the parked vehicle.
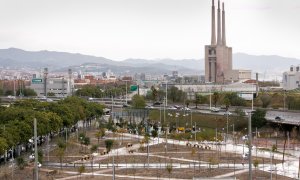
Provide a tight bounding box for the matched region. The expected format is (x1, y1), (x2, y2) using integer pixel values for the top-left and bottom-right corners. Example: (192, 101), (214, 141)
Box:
(275, 116), (284, 121)
(210, 107), (220, 112)
(224, 111), (232, 115)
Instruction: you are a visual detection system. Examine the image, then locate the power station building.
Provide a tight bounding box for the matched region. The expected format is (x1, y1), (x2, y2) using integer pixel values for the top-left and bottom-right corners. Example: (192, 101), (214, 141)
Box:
(204, 0), (251, 83)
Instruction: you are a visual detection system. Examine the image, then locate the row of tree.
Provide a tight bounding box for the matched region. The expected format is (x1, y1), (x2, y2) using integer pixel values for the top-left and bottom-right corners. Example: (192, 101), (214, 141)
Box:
(75, 84), (128, 98)
(0, 88), (37, 97)
(0, 96), (104, 157)
(148, 86), (246, 109)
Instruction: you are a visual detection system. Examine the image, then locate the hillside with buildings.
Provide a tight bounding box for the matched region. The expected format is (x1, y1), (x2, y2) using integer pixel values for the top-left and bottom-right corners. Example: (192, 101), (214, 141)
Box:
(0, 48), (299, 79)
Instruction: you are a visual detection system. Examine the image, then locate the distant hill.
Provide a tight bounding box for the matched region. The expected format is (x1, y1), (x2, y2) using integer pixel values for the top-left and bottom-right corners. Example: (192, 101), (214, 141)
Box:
(0, 48), (299, 77)
(0, 48), (115, 69)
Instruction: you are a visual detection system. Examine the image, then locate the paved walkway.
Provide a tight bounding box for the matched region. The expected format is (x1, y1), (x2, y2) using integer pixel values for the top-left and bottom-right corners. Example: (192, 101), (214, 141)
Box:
(46, 132), (299, 179)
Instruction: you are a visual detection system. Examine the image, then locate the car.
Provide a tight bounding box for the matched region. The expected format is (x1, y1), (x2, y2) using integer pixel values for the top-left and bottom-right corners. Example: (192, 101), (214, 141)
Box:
(145, 105), (154, 109)
(275, 116), (284, 121)
(244, 110), (255, 116)
(37, 162), (42, 168)
(242, 152), (249, 159)
(123, 103), (131, 107)
(29, 154), (35, 160)
(181, 107), (191, 111)
(242, 135), (248, 141)
(153, 101), (162, 106)
(210, 107), (220, 112)
(224, 111), (232, 115)
(174, 105), (181, 109)
(167, 106), (177, 110)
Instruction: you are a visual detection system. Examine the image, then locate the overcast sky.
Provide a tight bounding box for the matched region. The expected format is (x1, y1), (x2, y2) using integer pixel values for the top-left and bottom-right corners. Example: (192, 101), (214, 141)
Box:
(0, 0), (299, 61)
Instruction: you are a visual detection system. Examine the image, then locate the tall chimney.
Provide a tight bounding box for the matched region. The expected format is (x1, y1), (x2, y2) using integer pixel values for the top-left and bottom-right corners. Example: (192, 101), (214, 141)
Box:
(217, 0), (222, 45)
(222, 2), (226, 46)
(211, 0), (216, 45)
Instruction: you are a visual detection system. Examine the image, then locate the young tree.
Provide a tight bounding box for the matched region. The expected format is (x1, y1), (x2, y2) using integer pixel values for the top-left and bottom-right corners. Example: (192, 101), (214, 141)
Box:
(251, 109), (267, 128)
(260, 94), (271, 108)
(38, 149), (44, 164)
(151, 86), (158, 101)
(253, 159), (259, 177)
(105, 139), (114, 153)
(194, 94), (201, 109)
(90, 144), (98, 153)
(56, 147), (65, 170)
(131, 95), (146, 108)
(223, 97), (231, 111)
(212, 92), (220, 107)
(16, 157), (26, 170)
(78, 165), (85, 179)
(83, 137), (90, 153)
(0, 137), (8, 156)
(166, 164), (173, 180)
(151, 130), (158, 139)
(95, 131), (102, 145)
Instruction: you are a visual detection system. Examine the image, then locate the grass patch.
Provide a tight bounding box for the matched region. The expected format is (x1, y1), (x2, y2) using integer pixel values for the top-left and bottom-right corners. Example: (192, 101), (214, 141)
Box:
(149, 110), (248, 131)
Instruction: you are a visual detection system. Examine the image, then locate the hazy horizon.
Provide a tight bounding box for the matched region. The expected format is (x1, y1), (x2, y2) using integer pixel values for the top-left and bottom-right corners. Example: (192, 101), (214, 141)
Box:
(0, 0), (299, 60)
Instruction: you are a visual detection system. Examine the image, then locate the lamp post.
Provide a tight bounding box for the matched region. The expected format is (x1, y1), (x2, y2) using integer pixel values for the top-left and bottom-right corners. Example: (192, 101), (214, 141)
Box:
(34, 118), (38, 180)
(209, 88), (212, 110)
(175, 113), (179, 131)
(165, 81), (168, 107)
(226, 113), (229, 143)
(248, 112), (252, 180)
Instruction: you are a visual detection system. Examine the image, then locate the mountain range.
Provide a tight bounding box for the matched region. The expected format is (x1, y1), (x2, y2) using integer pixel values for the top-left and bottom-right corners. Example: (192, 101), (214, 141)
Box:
(0, 48), (299, 78)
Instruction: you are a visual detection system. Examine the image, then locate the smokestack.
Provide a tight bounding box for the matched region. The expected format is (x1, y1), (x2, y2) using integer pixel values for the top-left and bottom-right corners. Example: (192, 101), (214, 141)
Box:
(217, 0), (222, 45)
(222, 2), (226, 46)
(211, 0), (216, 45)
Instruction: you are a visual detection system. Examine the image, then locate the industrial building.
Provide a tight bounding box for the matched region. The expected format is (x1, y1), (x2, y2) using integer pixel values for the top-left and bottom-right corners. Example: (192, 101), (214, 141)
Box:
(283, 65), (300, 90)
(30, 68), (74, 97)
(204, 0), (251, 83)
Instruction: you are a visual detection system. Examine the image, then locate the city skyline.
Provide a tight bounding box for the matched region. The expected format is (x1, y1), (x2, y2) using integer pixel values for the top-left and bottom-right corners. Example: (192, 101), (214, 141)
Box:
(0, 0), (300, 60)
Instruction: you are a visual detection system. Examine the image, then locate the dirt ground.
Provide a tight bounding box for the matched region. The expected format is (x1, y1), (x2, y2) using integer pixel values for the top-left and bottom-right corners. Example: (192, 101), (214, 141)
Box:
(0, 127), (294, 180)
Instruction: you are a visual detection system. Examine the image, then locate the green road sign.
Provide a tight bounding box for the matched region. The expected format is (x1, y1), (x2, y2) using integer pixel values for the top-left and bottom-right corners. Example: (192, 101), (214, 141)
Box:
(130, 85), (138, 91)
(32, 78), (43, 84)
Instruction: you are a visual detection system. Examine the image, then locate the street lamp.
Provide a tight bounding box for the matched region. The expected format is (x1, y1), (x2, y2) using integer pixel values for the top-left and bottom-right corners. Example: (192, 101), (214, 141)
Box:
(34, 118), (38, 180)
(248, 111), (253, 180)
(175, 113), (179, 131)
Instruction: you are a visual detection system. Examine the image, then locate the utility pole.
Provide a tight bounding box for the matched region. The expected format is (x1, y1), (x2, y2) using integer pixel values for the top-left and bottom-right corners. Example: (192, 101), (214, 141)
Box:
(43, 68), (48, 98)
(190, 110), (193, 129)
(112, 153), (115, 180)
(226, 113), (229, 142)
(47, 135), (49, 162)
(34, 118), (38, 180)
(125, 81), (128, 104)
(194, 122), (197, 142)
(165, 81), (168, 107)
(248, 112), (252, 180)
(209, 88), (212, 110)
(164, 97), (166, 125)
